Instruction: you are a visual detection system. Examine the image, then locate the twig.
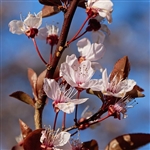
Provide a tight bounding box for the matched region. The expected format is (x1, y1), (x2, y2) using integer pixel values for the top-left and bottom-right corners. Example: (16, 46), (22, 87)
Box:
(46, 0), (79, 79)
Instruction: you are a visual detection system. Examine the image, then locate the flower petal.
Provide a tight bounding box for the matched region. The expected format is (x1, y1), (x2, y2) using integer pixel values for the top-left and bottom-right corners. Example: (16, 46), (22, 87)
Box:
(79, 60), (95, 83)
(24, 11), (42, 28)
(81, 79), (101, 91)
(93, 1), (113, 12)
(120, 79), (136, 93)
(77, 38), (91, 56)
(37, 27), (48, 39)
(43, 78), (61, 100)
(102, 69), (109, 90)
(57, 102), (75, 114)
(88, 43), (105, 61)
(54, 132), (71, 147)
(71, 98), (88, 105)
(92, 30), (105, 43)
(8, 20), (24, 34)
(60, 63), (78, 87)
(65, 54), (79, 69)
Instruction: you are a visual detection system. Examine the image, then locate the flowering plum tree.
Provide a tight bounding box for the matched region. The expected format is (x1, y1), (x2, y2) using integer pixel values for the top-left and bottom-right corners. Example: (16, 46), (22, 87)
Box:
(8, 0), (150, 150)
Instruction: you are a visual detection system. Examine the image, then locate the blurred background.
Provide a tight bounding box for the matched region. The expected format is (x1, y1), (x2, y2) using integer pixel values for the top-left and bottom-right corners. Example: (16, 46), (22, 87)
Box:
(1, 0), (150, 149)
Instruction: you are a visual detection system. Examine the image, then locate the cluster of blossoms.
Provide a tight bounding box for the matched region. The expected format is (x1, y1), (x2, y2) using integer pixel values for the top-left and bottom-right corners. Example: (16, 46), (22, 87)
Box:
(9, 0), (145, 150)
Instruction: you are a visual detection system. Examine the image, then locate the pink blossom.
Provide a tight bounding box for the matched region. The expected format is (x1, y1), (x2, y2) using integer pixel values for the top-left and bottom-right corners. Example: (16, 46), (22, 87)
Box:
(40, 127), (72, 150)
(109, 97), (135, 119)
(8, 11), (42, 38)
(77, 38), (105, 71)
(99, 69), (136, 98)
(60, 54), (101, 91)
(43, 78), (88, 114)
(38, 25), (59, 45)
(86, 0), (113, 23)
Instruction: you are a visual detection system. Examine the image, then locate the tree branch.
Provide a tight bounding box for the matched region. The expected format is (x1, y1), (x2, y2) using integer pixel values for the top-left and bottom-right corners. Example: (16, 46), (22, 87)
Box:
(46, 0), (79, 78)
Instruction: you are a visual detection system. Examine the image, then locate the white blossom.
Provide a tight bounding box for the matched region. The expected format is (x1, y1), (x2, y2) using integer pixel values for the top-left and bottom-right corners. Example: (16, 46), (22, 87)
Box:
(77, 38), (105, 71)
(38, 25), (59, 39)
(43, 78), (88, 114)
(109, 97), (135, 119)
(60, 54), (101, 91)
(8, 11), (42, 35)
(99, 69), (136, 98)
(40, 127), (72, 150)
(86, 0), (113, 23)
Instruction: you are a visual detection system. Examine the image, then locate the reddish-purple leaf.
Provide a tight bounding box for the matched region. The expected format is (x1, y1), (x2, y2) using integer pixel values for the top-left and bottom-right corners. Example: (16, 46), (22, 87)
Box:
(42, 5), (60, 18)
(19, 119), (32, 139)
(23, 129), (43, 150)
(39, 0), (61, 6)
(36, 69), (47, 99)
(39, 0), (85, 8)
(10, 91), (35, 107)
(105, 133), (150, 150)
(109, 56), (130, 83)
(12, 145), (24, 150)
(27, 68), (38, 100)
(126, 85), (145, 98)
(82, 139), (99, 150)
(78, 0), (86, 8)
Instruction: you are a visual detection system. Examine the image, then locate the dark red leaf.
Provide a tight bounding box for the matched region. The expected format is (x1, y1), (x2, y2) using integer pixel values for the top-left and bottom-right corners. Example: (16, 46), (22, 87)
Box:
(78, 0), (86, 8)
(12, 145), (24, 150)
(39, 0), (85, 8)
(39, 0), (61, 6)
(126, 85), (145, 98)
(23, 129), (43, 150)
(105, 133), (150, 150)
(82, 139), (99, 150)
(27, 68), (38, 100)
(19, 119), (32, 139)
(10, 91), (35, 107)
(42, 5), (60, 18)
(109, 56), (130, 83)
(36, 69), (47, 99)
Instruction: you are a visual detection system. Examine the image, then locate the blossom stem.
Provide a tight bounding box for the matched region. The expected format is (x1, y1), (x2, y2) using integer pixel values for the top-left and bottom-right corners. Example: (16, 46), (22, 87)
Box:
(32, 38), (47, 65)
(62, 112), (66, 131)
(64, 125), (77, 132)
(67, 16), (90, 45)
(74, 91), (81, 124)
(49, 45), (53, 64)
(53, 112), (59, 130)
(71, 30), (87, 42)
(89, 114), (111, 126)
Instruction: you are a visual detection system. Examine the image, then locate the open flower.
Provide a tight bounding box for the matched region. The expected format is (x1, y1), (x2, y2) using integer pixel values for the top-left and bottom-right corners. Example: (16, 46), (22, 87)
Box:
(99, 69), (136, 98)
(40, 127), (72, 150)
(43, 78), (88, 113)
(108, 97), (135, 119)
(8, 11), (42, 38)
(60, 54), (101, 91)
(38, 25), (59, 46)
(77, 38), (105, 71)
(86, 18), (111, 43)
(86, 0), (113, 23)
